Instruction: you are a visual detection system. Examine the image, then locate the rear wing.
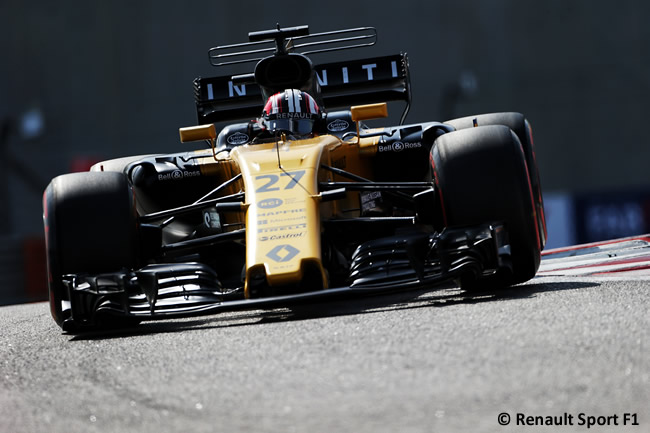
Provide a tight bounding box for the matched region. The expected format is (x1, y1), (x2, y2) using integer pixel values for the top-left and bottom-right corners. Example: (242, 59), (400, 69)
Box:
(193, 53), (411, 124)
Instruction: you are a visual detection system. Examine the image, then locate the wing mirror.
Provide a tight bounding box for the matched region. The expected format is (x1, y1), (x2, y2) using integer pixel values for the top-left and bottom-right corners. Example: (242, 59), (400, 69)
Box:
(350, 103), (388, 122)
(179, 124), (218, 160)
(349, 103), (388, 145)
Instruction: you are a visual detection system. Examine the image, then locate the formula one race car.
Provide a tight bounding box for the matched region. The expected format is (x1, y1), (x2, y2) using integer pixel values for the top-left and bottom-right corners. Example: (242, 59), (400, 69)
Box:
(43, 25), (546, 332)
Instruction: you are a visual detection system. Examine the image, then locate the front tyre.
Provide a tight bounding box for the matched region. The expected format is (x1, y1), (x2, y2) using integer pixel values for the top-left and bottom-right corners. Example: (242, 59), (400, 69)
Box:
(43, 171), (139, 327)
(444, 112), (546, 248)
(431, 125), (541, 288)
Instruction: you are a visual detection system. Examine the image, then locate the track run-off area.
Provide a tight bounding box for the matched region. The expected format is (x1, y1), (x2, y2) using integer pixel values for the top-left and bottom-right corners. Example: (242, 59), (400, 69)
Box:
(1, 237), (649, 433)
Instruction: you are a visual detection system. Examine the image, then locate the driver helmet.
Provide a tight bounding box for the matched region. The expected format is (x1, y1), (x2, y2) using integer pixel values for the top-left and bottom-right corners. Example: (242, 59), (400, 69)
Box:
(262, 89), (321, 136)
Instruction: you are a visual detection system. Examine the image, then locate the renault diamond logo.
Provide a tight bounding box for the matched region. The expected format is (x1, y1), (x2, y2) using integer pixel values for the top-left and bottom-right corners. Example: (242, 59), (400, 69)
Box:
(266, 244), (300, 262)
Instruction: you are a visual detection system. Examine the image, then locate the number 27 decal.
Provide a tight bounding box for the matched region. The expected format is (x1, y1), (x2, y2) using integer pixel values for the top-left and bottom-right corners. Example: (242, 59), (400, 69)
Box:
(255, 170), (306, 193)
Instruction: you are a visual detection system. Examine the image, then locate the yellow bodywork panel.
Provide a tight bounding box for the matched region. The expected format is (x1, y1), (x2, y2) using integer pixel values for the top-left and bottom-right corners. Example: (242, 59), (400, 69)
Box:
(230, 136), (341, 295)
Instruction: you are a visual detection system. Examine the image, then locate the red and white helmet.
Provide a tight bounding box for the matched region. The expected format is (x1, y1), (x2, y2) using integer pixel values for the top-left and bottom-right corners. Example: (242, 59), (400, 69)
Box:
(262, 89), (321, 135)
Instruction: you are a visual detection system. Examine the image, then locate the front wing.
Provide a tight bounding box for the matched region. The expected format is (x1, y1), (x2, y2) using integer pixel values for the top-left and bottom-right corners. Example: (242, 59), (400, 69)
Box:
(58, 223), (510, 332)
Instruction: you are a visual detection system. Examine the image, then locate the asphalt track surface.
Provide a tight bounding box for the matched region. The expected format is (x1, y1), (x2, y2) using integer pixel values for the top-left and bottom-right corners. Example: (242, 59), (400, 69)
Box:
(1, 247), (649, 432)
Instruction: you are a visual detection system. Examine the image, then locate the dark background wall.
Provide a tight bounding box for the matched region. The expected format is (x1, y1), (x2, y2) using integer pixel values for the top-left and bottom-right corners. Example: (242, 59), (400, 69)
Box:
(2, 0), (649, 237)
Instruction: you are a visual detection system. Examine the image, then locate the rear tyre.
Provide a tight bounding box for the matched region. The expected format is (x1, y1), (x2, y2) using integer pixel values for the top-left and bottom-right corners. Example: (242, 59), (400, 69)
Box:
(445, 112), (546, 248)
(43, 171), (139, 327)
(431, 125), (541, 288)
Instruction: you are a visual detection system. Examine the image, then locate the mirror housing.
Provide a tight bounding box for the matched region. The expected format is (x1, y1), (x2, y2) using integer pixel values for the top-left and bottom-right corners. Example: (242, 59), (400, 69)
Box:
(349, 103), (388, 145)
(350, 103), (388, 122)
(179, 124), (217, 143)
(179, 124), (218, 160)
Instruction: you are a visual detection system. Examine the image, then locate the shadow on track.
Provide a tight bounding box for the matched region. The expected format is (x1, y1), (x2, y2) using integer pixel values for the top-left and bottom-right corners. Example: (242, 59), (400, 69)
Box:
(69, 280), (599, 341)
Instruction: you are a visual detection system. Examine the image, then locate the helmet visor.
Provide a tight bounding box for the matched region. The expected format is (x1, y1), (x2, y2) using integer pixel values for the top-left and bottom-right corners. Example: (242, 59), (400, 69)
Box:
(266, 118), (315, 136)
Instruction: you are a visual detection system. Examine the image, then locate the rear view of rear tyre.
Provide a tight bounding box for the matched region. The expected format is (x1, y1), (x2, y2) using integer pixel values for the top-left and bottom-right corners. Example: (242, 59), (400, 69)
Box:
(445, 112), (546, 249)
(43, 172), (139, 327)
(431, 125), (541, 288)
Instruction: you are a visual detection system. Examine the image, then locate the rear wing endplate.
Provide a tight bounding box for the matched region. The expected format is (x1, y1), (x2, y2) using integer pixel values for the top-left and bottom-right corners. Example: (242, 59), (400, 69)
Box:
(194, 53), (411, 124)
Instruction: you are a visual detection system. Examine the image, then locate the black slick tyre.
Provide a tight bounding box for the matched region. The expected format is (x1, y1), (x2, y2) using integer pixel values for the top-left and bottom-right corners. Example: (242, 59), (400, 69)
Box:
(444, 112), (546, 248)
(43, 171), (139, 327)
(431, 125), (541, 288)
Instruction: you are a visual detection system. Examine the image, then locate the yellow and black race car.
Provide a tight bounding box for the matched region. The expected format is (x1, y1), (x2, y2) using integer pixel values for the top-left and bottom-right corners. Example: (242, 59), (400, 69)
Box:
(43, 25), (546, 332)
